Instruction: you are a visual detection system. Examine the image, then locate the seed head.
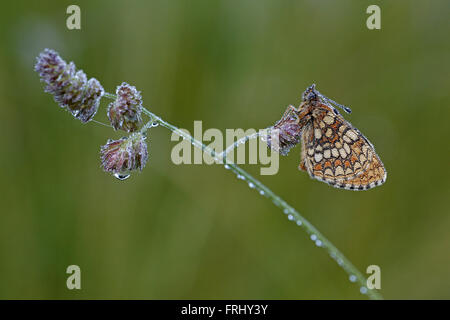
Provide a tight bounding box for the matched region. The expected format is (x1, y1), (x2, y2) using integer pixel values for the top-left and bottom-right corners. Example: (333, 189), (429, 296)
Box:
(107, 82), (143, 132)
(35, 49), (104, 123)
(266, 106), (302, 156)
(100, 132), (148, 175)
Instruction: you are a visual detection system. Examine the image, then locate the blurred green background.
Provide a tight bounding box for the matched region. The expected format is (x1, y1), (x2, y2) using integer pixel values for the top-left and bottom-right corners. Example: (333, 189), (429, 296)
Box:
(0, 0), (449, 299)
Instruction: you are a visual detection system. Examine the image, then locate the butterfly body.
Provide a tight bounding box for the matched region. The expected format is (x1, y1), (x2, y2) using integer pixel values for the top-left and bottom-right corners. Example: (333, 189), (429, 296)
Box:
(270, 84), (387, 191)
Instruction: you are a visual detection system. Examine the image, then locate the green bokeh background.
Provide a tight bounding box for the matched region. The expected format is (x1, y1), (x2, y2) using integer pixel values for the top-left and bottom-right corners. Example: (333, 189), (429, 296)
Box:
(0, 0), (449, 299)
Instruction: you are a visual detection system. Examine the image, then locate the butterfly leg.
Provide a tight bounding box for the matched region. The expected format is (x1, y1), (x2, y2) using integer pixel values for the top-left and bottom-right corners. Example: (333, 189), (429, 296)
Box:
(299, 159), (307, 171)
(275, 105), (298, 125)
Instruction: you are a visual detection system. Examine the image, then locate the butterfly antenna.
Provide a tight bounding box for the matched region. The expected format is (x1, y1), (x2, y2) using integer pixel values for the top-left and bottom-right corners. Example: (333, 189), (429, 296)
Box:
(316, 90), (352, 114)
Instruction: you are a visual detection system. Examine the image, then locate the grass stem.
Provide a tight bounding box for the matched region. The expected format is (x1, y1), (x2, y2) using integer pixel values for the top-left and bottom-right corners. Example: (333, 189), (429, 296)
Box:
(104, 93), (383, 300)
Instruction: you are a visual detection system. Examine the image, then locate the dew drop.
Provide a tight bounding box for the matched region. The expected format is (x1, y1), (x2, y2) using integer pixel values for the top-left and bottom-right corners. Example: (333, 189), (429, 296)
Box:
(296, 220), (302, 226)
(349, 275), (357, 283)
(259, 190), (265, 195)
(288, 214), (294, 221)
(114, 173), (130, 181)
(360, 286), (368, 294)
(310, 234), (317, 241)
(283, 209), (289, 214)
(237, 174), (245, 180)
(315, 240), (322, 247)
(248, 182), (255, 188)
(224, 164), (230, 169)
(151, 122), (159, 127)
(337, 258), (344, 266)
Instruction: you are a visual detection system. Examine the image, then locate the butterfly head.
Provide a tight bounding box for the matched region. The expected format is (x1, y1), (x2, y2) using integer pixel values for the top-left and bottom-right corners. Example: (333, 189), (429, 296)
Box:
(302, 84), (352, 114)
(302, 84), (320, 104)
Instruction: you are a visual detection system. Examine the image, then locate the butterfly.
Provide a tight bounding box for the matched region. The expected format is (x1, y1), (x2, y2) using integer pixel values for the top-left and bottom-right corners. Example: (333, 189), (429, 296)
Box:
(268, 84), (386, 190)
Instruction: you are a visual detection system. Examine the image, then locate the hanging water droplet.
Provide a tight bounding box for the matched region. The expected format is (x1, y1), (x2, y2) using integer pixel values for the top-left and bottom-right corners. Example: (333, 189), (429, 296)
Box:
(310, 234), (317, 241)
(360, 286), (368, 294)
(288, 214), (294, 221)
(283, 209), (289, 214)
(151, 122), (159, 127)
(349, 275), (357, 283)
(114, 173), (130, 181)
(237, 174), (245, 180)
(337, 258), (344, 266)
(296, 220), (302, 226)
(315, 240), (322, 247)
(224, 164), (230, 169)
(259, 190), (265, 195)
(248, 182), (255, 188)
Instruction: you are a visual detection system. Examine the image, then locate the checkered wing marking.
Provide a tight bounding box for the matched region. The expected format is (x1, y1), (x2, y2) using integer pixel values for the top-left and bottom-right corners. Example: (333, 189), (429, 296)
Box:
(300, 107), (386, 190)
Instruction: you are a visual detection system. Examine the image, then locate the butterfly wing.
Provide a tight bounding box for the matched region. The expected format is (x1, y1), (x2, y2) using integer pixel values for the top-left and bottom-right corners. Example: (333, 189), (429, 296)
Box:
(300, 106), (387, 190)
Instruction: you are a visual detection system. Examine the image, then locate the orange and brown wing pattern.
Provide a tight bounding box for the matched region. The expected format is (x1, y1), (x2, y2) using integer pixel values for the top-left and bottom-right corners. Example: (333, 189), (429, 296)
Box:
(300, 105), (386, 190)
(340, 150), (386, 190)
